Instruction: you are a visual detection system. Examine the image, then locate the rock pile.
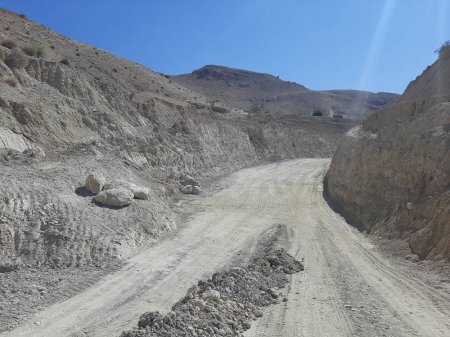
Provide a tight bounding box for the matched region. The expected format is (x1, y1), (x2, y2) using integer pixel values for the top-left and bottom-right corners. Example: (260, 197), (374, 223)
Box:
(121, 248), (303, 337)
(84, 171), (149, 207)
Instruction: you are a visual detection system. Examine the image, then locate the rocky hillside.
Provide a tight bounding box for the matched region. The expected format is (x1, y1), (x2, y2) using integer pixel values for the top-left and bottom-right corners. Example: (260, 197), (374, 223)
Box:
(0, 9), (403, 332)
(174, 65), (398, 120)
(325, 49), (450, 260)
(0, 8), (359, 275)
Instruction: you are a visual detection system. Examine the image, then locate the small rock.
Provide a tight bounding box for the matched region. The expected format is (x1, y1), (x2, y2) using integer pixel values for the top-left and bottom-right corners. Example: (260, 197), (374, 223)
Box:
(406, 202), (414, 210)
(35, 321), (41, 326)
(242, 321), (251, 330)
(202, 289), (220, 301)
(130, 185), (149, 200)
(191, 185), (202, 195)
(180, 185), (193, 194)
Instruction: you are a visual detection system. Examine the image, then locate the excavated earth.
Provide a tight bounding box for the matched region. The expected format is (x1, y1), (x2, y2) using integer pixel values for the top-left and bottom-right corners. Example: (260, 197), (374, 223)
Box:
(122, 226), (304, 337)
(326, 50), (450, 260)
(0, 8), (448, 337)
(2, 159), (449, 337)
(0, 9), (354, 332)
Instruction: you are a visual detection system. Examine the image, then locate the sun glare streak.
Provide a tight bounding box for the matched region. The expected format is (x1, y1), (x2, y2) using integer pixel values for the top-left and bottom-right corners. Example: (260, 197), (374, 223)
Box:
(358, 0), (396, 91)
(437, 0), (449, 43)
(436, 0), (448, 95)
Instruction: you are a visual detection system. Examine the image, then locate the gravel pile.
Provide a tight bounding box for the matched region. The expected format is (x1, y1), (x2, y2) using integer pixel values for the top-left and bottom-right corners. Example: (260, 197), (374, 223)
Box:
(121, 248), (303, 337)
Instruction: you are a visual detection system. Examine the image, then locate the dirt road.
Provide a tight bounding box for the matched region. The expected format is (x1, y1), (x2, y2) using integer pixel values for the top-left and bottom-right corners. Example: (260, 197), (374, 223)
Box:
(3, 159), (449, 337)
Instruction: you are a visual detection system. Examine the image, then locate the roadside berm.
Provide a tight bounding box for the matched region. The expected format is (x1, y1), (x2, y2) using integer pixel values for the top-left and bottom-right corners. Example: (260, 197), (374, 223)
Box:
(121, 248), (303, 337)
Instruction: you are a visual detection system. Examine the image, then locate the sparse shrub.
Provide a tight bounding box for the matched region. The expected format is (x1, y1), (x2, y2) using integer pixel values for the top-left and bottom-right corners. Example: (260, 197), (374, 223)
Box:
(5, 77), (18, 87)
(436, 41), (450, 58)
(75, 52), (80, 56)
(36, 46), (45, 58)
(312, 110), (323, 117)
(4, 48), (29, 69)
(0, 48), (4, 61)
(112, 68), (118, 72)
(1, 39), (17, 50)
(50, 45), (55, 49)
(22, 45), (45, 58)
(22, 46), (36, 57)
(18, 13), (27, 19)
(60, 58), (70, 66)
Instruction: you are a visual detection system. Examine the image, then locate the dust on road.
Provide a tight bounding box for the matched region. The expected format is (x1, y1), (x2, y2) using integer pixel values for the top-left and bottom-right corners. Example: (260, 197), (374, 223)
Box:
(3, 159), (449, 337)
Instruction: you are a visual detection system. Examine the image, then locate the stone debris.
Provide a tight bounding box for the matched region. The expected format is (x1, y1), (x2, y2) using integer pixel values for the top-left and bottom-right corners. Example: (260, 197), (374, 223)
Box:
(86, 175), (150, 206)
(121, 248), (303, 337)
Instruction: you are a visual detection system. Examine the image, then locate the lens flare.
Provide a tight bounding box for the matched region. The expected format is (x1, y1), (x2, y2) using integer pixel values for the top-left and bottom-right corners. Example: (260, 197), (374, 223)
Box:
(359, 0), (396, 91)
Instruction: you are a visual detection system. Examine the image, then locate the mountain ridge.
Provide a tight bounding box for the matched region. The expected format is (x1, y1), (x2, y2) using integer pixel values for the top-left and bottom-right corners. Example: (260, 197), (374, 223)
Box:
(174, 64), (399, 119)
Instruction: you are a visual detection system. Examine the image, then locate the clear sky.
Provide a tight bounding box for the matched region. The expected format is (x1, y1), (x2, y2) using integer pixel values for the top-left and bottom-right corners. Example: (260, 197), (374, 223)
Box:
(1, 0), (449, 94)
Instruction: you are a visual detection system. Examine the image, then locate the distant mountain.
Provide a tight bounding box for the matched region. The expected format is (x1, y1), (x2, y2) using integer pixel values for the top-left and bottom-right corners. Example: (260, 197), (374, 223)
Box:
(173, 65), (399, 120)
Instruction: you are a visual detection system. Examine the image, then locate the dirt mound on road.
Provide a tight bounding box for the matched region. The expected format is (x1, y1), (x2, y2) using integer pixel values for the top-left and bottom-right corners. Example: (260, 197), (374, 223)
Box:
(121, 249), (303, 337)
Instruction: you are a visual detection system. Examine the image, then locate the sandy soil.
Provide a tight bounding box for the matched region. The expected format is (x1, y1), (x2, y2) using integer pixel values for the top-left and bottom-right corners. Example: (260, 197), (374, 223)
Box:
(2, 159), (449, 337)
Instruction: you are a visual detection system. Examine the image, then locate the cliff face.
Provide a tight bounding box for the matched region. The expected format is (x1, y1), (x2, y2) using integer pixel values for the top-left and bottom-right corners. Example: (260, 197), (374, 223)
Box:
(326, 53), (450, 260)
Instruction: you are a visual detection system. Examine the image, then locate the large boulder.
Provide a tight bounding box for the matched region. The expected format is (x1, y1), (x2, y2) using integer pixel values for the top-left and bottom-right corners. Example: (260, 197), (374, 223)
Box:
(104, 181), (149, 200)
(94, 187), (133, 207)
(85, 171), (106, 194)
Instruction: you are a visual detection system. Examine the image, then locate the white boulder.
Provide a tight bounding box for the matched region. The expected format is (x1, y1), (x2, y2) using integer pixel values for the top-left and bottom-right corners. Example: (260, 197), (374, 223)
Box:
(85, 171), (106, 194)
(94, 187), (133, 207)
(104, 181), (149, 200)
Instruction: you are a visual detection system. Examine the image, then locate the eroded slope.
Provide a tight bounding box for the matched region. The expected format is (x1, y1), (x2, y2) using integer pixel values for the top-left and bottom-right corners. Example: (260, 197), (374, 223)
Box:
(326, 51), (450, 260)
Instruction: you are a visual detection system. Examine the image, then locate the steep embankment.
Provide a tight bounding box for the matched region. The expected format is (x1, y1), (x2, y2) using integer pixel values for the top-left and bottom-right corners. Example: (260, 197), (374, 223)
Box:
(174, 65), (398, 119)
(326, 51), (450, 260)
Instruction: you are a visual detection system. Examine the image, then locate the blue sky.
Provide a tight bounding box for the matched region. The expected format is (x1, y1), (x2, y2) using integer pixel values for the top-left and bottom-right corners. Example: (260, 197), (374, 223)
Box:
(1, 0), (449, 94)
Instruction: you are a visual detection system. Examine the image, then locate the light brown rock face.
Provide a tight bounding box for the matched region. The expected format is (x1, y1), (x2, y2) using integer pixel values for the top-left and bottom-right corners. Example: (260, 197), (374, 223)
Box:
(326, 53), (450, 260)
